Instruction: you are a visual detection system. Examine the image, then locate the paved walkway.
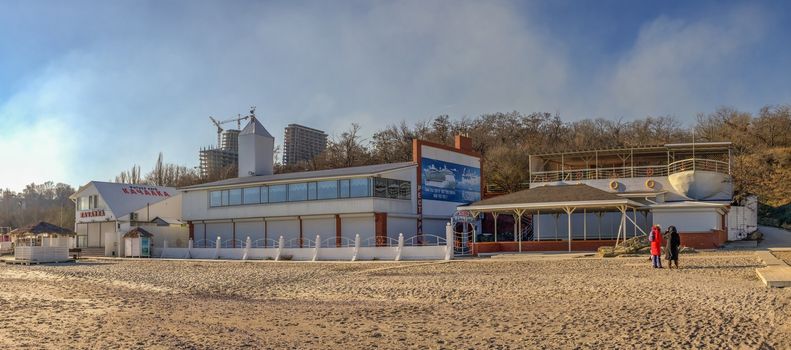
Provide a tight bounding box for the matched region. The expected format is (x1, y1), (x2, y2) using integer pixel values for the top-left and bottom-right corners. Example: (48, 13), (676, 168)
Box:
(758, 225), (791, 248)
(755, 226), (791, 288)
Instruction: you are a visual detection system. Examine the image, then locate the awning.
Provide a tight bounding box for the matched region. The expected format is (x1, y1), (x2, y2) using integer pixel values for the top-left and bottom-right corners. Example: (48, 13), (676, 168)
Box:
(458, 184), (644, 213)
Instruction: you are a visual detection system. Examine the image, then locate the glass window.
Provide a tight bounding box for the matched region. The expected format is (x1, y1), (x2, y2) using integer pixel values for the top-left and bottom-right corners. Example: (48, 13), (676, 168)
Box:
(269, 184), (287, 202)
(307, 182), (317, 200)
(373, 178), (387, 198)
(260, 186), (268, 203)
(399, 181), (411, 200)
(288, 183), (308, 201)
(339, 179), (350, 198)
(387, 179), (400, 199)
(229, 188), (242, 205)
(88, 195), (94, 209)
(210, 191), (222, 207)
(317, 180), (338, 200)
(243, 187), (260, 204)
(350, 178), (370, 198)
(221, 190), (229, 206)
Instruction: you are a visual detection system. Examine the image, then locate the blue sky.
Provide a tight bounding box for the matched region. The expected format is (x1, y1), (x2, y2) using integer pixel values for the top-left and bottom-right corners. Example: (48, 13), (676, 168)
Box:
(1, 0), (789, 191)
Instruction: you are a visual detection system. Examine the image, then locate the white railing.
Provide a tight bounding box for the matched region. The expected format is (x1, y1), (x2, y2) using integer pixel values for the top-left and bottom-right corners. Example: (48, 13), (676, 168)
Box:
(404, 234), (447, 246)
(152, 226), (455, 262)
(252, 239), (279, 248)
(531, 158), (728, 183)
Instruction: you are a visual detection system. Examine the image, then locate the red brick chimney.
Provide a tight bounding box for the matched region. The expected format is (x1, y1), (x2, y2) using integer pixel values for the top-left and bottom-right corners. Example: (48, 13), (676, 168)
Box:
(455, 134), (472, 152)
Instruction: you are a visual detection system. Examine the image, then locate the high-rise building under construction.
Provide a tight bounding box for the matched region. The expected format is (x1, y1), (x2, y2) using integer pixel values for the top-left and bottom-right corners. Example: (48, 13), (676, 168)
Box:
(199, 129), (240, 178)
(283, 124), (327, 165)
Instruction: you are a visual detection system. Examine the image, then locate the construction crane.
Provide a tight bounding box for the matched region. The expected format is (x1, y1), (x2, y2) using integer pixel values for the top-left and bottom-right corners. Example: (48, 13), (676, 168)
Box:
(207, 107), (256, 148)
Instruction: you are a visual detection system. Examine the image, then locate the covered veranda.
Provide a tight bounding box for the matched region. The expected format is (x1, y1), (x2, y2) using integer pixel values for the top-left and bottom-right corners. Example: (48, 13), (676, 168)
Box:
(458, 184), (648, 253)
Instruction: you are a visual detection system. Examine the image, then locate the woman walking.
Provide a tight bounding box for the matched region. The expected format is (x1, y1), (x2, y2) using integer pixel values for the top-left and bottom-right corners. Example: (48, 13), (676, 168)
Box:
(649, 224), (663, 268)
(665, 225), (681, 269)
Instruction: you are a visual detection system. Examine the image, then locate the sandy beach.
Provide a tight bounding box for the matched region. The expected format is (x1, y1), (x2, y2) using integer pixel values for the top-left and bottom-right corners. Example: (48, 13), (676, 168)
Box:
(0, 252), (789, 349)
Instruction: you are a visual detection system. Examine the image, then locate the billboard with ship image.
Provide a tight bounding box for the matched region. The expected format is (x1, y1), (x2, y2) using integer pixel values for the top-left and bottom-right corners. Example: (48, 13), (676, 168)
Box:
(421, 157), (481, 203)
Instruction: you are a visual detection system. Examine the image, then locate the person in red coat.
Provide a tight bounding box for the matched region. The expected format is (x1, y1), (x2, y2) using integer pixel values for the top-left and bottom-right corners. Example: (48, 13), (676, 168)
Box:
(649, 224), (663, 268)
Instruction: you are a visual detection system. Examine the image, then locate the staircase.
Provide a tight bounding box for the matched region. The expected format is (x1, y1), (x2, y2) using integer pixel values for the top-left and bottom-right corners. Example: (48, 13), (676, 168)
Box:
(79, 247), (106, 257)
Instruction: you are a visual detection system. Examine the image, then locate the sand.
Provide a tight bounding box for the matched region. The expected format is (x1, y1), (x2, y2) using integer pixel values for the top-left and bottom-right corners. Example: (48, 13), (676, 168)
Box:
(773, 251), (791, 266)
(0, 252), (789, 349)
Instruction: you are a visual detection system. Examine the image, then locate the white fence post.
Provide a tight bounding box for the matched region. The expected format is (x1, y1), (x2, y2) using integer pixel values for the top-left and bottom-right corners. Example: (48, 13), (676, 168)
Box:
(351, 234), (360, 261)
(188, 239), (193, 259)
(445, 222), (453, 261)
(275, 235), (284, 261)
(395, 233), (404, 261)
(242, 236), (251, 260)
(162, 240), (168, 258)
(215, 236), (221, 259)
(312, 234), (320, 262)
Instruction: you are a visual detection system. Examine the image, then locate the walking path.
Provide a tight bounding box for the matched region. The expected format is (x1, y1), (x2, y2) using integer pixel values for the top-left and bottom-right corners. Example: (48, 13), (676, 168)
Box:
(755, 225), (791, 288)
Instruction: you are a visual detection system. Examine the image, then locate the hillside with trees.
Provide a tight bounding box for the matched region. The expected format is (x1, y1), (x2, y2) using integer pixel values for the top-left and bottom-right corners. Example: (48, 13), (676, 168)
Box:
(2, 105), (788, 230)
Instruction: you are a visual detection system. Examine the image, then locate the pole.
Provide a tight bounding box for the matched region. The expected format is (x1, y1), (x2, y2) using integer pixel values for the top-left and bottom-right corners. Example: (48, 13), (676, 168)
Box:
(493, 212), (499, 243)
(583, 208), (587, 240)
(536, 210), (540, 242)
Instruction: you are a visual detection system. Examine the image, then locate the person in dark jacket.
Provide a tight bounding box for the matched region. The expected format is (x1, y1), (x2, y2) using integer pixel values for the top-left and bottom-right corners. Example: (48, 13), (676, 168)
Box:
(665, 225), (681, 269)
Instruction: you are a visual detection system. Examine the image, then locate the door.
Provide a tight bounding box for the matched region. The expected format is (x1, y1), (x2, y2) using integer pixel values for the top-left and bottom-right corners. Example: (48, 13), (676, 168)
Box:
(125, 238), (132, 257)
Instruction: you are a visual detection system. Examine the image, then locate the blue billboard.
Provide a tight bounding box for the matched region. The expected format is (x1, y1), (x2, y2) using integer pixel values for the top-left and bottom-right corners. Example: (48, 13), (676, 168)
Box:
(421, 157), (481, 203)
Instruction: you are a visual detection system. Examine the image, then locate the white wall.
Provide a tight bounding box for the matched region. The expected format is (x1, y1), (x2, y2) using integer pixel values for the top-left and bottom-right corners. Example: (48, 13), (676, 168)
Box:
(422, 218), (448, 237)
(267, 218), (300, 246)
(302, 217), (336, 243)
(131, 194), (183, 222)
(532, 176), (733, 202)
(341, 215), (374, 242)
(235, 221), (266, 242)
(205, 222), (234, 243)
(653, 209), (721, 232)
(388, 216), (416, 241)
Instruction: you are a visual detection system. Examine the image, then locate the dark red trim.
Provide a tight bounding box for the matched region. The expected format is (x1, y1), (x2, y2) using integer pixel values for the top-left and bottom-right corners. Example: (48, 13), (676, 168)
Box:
(335, 214), (342, 248)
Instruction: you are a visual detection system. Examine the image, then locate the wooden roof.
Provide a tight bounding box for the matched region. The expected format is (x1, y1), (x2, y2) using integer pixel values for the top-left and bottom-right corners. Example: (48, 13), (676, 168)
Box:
(9, 222), (77, 237)
(470, 184), (622, 207)
(123, 227), (153, 238)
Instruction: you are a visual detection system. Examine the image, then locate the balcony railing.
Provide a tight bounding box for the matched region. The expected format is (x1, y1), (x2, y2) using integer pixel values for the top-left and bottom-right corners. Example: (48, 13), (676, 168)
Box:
(530, 158), (729, 183)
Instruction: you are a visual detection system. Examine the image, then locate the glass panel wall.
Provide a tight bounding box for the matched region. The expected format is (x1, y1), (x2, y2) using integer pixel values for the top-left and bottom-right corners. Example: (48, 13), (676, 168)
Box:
(350, 178), (370, 198)
(317, 180), (338, 199)
(208, 177), (409, 207)
(210, 191), (222, 207)
(243, 187), (260, 204)
(269, 185), (287, 202)
(228, 189), (242, 205)
(307, 182), (317, 200)
(288, 183), (308, 201)
(339, 179), (350, 198)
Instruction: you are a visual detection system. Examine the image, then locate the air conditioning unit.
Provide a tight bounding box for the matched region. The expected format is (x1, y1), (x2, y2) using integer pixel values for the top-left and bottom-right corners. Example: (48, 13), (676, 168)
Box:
(130, 212), (139, 221)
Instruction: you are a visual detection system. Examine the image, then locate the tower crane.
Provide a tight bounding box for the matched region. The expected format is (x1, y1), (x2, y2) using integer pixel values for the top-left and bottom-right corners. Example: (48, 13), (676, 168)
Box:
(207, 107), (258, 148)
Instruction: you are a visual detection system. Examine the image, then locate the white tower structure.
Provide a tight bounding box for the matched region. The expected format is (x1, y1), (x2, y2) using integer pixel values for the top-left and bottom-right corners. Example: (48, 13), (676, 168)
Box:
(238, 117), (275, 177)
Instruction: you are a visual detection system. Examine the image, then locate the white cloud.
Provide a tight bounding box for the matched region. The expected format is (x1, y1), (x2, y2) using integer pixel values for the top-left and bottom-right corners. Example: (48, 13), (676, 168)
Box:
(603, 5), (768, 119)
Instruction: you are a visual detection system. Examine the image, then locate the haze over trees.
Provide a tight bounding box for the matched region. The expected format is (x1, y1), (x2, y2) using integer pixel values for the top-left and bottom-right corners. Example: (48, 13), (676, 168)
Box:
(2, 105), (788, 229)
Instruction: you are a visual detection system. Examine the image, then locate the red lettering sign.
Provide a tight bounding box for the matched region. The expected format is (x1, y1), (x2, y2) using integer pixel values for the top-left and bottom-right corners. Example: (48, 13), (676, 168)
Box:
(121, 186), (173, 197)
(80, 209), (106, 218)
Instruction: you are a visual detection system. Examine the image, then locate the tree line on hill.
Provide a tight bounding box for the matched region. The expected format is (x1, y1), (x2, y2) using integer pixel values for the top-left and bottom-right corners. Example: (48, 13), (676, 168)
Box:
(2, 105), (788, 230)
(0, 182), (76, 230)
